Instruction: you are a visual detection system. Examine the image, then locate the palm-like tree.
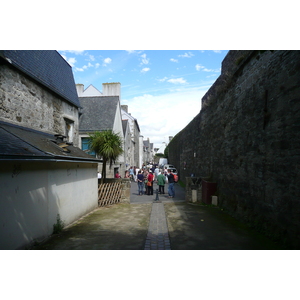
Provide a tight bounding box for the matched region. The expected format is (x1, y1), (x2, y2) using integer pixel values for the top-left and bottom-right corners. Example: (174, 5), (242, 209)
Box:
(88, 130), (123, 183)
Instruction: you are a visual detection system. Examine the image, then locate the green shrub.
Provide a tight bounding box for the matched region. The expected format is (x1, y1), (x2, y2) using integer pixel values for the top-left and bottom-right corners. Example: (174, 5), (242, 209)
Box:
(53, 214), (65, 234)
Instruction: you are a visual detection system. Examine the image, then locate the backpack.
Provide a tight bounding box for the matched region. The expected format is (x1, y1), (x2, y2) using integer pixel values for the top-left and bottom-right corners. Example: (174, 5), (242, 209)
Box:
(172, 173), (178, 183)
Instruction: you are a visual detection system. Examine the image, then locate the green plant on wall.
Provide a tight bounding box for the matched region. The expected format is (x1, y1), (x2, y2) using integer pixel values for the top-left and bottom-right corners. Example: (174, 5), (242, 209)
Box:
(53, 214), (65, 234)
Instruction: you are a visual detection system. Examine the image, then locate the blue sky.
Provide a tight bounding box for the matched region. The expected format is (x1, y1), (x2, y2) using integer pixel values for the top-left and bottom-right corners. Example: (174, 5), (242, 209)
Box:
(59, 50), (228, 149)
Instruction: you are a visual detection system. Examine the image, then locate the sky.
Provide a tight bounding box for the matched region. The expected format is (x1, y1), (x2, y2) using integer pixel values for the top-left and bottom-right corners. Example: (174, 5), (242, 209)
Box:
(58, 50), (229, 149)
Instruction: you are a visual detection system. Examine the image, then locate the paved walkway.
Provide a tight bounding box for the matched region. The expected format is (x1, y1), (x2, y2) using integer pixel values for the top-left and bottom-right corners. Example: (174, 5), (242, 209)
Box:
(130, 180), (184, 250)
(144, 202), (171, 250)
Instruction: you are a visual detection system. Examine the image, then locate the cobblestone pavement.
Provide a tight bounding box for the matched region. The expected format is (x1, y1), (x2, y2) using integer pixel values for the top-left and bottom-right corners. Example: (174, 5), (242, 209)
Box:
(130, 181), (184, 250)
(144, 202), (171, 250)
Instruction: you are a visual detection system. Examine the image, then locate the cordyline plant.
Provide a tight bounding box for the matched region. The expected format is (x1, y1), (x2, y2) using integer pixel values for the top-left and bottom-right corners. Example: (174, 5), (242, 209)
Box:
(88, 130), (123, 183)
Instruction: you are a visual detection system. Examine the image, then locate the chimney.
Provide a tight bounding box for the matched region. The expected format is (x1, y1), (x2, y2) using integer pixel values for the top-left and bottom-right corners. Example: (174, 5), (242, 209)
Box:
(121, 105), (128, 113)
(76, 84), (84, 96)
(102, 82), (121, 100)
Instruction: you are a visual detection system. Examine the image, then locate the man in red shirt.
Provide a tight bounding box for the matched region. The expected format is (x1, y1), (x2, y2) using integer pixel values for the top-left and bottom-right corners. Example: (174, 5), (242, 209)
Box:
(147, 171), (154, 195)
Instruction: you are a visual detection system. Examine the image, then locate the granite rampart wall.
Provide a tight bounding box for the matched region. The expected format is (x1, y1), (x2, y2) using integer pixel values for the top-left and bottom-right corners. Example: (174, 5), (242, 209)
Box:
(169, 50), (300, 248)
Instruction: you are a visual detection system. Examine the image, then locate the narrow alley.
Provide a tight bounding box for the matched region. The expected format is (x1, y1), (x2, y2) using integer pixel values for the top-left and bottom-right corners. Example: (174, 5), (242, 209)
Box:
(31, 182), (283, 250)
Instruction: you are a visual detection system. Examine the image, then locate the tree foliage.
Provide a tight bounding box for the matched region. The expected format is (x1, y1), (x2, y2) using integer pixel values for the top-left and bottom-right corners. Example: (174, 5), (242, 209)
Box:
(88, 130), (123, 182)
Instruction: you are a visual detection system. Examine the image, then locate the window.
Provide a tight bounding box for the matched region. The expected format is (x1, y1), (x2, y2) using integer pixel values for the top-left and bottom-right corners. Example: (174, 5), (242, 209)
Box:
(81, 137), (96, 157)
(64, 118), (74, 143)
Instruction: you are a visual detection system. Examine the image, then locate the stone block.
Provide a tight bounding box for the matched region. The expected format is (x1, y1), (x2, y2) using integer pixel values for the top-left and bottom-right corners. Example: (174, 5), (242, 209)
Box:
(212, 196), (218, 206)
(192, 189), (197, 203)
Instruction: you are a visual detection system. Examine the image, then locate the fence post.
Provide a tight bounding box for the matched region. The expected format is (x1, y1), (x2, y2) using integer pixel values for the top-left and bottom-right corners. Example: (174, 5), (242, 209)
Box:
(120, 178), (131, 203)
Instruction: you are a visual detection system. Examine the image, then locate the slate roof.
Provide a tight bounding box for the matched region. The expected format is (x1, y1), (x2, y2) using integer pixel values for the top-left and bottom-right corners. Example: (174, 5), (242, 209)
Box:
(79, 96), (119, 132)
(0, 121), (100, 162)
(0, 50), (80, 108)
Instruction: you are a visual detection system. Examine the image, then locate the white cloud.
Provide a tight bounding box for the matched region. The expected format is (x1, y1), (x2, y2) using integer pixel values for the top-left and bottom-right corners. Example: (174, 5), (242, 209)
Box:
(167, 78), (187, 84)
(67, 57), (77, 67)
(203, 67), (221, 72)
(195, 64), (204, 71)
(103, 57), (112, 64)
(122, 88), (206, 147)
(95, 63), (100, 68)
(178, 52), (194, 58)
(140, 53), (149, 65)
(89, 55), (95, 61)
(75, 67), (84, 72)
(158, 77), (168, 82)
(170, 58), (178, 63)
(195, 64), (220, 73)
(141, 67), (150, 73)
(82, 62), (93, 70)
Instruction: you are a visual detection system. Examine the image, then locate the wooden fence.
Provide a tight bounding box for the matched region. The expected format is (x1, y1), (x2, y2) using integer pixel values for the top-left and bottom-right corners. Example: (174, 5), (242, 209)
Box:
(98, 181), (123, 206)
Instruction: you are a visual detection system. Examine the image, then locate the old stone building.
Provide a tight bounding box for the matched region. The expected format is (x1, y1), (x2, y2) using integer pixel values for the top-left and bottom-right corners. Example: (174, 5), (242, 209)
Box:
(0, 50), (100, 249)
(0, 50), (80, 146)
(122, 119), (132, 168)
(77, 83), (125, 177)
(77, 83), (143, 175)
(168, 50), (300, 249)
(121, 105), (142, 168)
(143, 138), (154, 164)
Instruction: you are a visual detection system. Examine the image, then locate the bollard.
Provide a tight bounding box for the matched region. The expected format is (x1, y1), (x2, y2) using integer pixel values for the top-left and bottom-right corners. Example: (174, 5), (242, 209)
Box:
(155, 189), (159, 201)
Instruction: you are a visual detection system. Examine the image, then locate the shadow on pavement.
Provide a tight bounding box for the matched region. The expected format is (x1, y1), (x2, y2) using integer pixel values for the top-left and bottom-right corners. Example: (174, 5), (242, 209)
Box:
(30, 203), (152, 250)
(31, 180), (286, 250)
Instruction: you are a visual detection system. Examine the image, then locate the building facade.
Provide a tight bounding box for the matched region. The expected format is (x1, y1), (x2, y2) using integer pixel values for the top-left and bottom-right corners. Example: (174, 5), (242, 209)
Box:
(77, 83), (126, 177)
(0, 50), (99, 249)
(121, 105), (142, 168)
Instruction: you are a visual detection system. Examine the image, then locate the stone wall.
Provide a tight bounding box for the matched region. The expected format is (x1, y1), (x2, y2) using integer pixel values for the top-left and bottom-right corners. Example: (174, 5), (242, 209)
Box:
(169, 50), (300, 248)
(0, 63), (79, 146)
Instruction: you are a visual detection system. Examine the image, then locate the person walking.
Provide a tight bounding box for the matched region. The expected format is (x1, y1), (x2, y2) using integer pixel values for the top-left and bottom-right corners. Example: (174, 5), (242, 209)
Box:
(157, 171), (166, 194)
(143, 169), (149, 195)
(167, 169), (175, 198)
(137, 170), (144, 195)
(129, 166), (134, 181)
(154, 165), (160, 181)
(147, 170), (154, 195)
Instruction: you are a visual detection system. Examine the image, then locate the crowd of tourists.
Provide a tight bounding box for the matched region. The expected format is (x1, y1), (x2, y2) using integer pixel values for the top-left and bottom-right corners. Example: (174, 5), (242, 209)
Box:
(119, 163), (177, 198)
